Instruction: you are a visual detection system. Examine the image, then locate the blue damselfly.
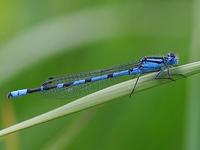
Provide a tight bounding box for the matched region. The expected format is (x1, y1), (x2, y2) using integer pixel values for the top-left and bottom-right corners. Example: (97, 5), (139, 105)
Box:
(8, 53), (179, 99)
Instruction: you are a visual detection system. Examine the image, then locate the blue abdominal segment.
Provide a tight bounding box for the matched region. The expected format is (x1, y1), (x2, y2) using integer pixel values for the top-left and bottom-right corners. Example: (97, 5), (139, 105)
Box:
(8, 89), (28, 98)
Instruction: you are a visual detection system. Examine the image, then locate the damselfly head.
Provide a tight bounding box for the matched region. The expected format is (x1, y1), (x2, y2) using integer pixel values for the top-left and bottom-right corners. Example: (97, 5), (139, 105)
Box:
(166, 52), (179, 66)
(167, 53), (175, 58)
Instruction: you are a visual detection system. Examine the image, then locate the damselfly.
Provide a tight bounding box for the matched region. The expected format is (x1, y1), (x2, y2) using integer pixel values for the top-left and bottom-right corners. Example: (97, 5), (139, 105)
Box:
(7, 53), (179, 99)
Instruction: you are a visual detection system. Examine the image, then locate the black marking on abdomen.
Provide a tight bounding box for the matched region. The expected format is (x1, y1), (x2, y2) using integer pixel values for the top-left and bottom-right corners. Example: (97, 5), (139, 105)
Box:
(107, 73), (114, 78)
(85, 78), (92, 83)
(64, 82), (73, 87)
(28, 88), (42, 94)
(128, 68), (134, 74)
(44, 85), (57, 90)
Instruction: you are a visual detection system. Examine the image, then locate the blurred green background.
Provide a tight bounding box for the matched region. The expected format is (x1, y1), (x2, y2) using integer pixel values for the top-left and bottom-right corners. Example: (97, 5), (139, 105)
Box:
(0, 0), (199, 150)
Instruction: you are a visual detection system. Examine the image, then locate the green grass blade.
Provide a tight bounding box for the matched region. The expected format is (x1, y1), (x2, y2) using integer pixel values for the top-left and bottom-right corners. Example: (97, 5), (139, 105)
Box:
(184, 0), (200, 149)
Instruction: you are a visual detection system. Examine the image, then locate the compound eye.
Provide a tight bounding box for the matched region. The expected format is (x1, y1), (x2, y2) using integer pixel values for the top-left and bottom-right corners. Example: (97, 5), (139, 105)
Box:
(168, 53), (175, 58)
(171, 54), (175, 58)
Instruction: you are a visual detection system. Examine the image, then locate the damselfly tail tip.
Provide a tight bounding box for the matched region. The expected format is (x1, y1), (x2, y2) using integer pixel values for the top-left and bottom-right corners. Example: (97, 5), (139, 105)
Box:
(7, 93), (12, 99)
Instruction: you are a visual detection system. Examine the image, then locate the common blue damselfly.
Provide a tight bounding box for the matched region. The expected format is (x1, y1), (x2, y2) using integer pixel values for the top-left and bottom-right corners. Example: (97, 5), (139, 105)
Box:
(7, 53), (179, 99)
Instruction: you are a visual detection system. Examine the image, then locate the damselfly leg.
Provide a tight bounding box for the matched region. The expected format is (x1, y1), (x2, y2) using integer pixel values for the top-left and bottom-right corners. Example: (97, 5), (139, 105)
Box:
(130, 74), (141, 97)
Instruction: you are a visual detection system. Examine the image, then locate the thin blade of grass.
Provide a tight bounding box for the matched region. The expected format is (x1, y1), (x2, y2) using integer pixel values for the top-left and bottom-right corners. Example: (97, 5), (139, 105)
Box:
(184, 0), (200, 149)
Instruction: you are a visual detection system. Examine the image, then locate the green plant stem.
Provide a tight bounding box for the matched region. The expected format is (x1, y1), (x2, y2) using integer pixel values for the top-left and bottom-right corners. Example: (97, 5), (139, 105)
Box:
(0, 61), (200, 137)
